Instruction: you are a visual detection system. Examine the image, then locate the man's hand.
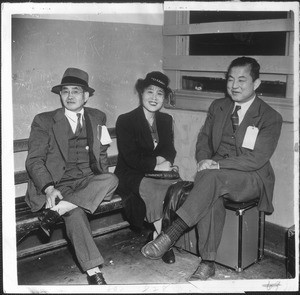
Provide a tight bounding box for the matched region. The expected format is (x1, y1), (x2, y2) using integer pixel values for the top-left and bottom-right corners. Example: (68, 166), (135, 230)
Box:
(44, 186), (63, 209)
(197, 159), (219, 171)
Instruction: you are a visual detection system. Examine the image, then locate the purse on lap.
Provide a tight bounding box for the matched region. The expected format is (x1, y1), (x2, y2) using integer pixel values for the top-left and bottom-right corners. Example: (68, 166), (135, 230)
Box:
(145, 166), (180, 180)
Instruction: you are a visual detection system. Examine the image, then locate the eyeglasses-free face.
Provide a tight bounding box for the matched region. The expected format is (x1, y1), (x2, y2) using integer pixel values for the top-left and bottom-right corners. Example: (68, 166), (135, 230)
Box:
(227, 65), (261, 104)
(142, 85), (165, 114)
(60, 86), (89, 112)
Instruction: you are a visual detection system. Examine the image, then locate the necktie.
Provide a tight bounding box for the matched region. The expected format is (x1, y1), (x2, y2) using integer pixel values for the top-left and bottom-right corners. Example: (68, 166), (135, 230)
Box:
(75, 113), (82, 136)
(231, 105), (241, 133)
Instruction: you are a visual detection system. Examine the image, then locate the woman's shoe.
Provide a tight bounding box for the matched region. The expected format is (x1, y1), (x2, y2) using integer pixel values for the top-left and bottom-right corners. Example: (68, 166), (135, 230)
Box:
(162, 248), (175, 264)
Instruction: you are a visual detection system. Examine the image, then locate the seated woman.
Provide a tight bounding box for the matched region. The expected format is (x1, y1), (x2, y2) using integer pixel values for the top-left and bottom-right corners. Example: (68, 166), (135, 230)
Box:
(115, 71), (178, 264)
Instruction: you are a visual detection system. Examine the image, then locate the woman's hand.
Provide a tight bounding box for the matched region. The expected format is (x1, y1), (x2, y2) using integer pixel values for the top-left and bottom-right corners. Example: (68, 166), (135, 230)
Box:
(155, 160), (172, 171)
(44, 186), (63, 209)
(156, 156), (167, 165)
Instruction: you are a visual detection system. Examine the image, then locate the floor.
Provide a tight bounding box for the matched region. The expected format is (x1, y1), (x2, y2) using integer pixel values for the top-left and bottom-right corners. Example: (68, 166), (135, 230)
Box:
(17, 227), (290, 292)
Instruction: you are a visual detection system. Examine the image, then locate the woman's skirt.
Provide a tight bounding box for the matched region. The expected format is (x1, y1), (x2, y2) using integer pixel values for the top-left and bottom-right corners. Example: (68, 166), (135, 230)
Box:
(139, 177), (179, 223)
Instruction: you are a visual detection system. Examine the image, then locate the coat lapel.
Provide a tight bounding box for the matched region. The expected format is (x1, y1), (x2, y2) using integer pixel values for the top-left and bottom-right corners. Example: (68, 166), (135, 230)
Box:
(212, 98), (234, 152)
(136, 106), (154, 149)
(84, 109), (101, 163)
(53, 109), (69, 160)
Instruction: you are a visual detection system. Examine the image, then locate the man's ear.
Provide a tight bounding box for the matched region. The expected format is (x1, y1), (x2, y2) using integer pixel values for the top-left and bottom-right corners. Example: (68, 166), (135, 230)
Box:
(84, 91), (90, 103)
(254, 78), (261, 91)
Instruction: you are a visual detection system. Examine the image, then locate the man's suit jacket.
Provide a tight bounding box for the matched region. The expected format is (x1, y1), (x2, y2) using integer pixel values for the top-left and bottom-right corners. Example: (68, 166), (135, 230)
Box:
(195, 96), (283, 214)
(25, 107), (109, 212)
(114, 106), (176, 196)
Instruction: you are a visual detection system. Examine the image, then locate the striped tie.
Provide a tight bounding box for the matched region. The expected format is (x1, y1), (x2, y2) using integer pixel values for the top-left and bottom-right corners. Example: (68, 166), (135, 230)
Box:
(231, 105), (241, 133)
(75, 113), (82, 136)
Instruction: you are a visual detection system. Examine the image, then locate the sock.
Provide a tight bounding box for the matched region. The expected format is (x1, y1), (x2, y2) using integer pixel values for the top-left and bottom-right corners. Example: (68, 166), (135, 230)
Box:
(87, 267), (101, 276)
(165, 216), (189, 244)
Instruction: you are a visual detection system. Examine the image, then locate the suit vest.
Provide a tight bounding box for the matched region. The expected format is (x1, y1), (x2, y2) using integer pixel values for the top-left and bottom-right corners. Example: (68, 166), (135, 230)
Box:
(214, 112), (237, 160)
(61, 119), (93, 181)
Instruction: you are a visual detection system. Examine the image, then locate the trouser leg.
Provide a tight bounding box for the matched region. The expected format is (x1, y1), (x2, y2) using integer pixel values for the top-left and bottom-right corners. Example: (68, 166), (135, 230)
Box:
(196, 197), (226, 261)
(63, 207), (104, 272)
(176, 169), (262, 260)
(176, 169), (261, 227)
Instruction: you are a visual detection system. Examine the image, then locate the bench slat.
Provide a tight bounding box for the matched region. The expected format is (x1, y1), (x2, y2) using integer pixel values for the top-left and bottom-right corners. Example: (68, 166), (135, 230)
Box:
(16, 194), (124, 244)
(17, 221), (129, 259)
(14, 127), (116, 153)
(14, 155), (118, 185)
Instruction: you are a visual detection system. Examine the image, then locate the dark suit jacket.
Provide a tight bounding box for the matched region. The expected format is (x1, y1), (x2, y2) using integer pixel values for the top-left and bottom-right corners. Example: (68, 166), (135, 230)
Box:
(25, 107), (109, 212)
(195, 96), (283, 213)
(115, 106), (176, 196)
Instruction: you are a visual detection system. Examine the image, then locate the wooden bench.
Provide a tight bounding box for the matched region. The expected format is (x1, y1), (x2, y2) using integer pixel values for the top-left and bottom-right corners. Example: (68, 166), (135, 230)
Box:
(15, 127), (129, 259)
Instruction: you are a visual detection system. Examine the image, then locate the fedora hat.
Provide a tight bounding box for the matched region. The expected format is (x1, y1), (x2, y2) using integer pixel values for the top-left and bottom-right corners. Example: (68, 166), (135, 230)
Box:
(51, 68), (95, 96)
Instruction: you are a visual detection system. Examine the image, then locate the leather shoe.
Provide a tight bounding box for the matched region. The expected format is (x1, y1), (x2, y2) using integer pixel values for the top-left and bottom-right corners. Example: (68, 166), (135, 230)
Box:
(162, 248), (175, 264)
(188, 260), (215, 281)
(40, 209), (61, 238)
(87, 272), (107, 285)
(141, 232), (173, 260)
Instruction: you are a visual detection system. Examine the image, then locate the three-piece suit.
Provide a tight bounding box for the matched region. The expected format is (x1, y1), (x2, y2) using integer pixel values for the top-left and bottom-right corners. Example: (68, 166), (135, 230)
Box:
(176, 96), (283, 261)
(25, 107), (118, 271)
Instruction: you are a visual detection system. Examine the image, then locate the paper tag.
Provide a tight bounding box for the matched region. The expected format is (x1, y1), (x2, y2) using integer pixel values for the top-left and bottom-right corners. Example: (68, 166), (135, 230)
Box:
(100, 125), (112, 145)
(242, 126), (259, 150)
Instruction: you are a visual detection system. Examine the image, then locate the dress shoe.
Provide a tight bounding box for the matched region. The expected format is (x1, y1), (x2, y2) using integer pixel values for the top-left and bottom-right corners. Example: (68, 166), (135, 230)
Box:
(162, 248), (175, 264)
(87, 272), (107, 285)
(188, 260), (215, 281)
(141, 232), (173, 260)
(40, 209), (60, 238)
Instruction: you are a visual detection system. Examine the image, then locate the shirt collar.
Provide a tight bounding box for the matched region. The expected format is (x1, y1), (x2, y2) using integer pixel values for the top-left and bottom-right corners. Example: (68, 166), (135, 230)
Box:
(234, 94), (256, 111)
(64, 108), (84, 122)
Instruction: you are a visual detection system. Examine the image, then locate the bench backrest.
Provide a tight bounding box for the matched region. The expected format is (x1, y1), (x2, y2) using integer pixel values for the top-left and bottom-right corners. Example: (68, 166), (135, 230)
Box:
(14, 127), (117, 186)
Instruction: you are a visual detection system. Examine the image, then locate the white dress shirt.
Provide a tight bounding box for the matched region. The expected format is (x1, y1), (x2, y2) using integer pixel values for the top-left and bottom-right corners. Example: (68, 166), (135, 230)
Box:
(65, 108), (84, 134)
(234, 95), (256, 125)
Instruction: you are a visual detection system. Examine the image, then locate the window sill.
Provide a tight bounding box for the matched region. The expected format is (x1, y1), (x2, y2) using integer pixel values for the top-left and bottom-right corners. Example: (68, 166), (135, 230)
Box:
(164, 90), (294, 123)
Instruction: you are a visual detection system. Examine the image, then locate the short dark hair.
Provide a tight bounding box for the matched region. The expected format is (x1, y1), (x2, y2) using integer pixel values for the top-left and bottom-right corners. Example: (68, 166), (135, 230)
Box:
(226, 56), (260, 81)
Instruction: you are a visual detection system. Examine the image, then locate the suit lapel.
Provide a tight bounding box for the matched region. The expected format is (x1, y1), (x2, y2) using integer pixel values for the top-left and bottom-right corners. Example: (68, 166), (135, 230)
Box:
(53, 109), (69, 160)
(85, 109), (101, 163)
(212, 98), (234, 152)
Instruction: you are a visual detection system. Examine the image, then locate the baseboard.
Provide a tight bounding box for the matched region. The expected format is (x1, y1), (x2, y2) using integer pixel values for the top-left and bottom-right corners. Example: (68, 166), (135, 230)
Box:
(264, 221), (290, 259)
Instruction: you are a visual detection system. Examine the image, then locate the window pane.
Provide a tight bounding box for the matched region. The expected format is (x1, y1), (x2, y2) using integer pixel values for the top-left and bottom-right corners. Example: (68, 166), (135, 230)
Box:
(189, 32), (286, 56)
(182, 76), (286, 98)
(190, 11), (288, 23)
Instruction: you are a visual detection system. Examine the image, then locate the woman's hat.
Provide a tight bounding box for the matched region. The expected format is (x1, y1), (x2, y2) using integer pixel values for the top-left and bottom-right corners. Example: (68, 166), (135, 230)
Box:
(137, 71), (172, 95)
(51, 68), (95, 96)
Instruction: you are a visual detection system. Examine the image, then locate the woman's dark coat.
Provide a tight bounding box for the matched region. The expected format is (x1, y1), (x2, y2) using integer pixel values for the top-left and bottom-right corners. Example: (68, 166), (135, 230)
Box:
(115, 106), (176, 228)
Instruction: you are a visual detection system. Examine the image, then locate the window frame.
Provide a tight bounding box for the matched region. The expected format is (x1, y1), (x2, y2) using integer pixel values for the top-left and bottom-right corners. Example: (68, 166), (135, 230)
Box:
(163, 10), (295, 123)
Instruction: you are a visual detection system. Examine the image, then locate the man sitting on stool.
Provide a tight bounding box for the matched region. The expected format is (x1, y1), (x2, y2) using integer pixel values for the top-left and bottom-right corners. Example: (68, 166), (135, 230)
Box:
(25, 68), (118, 285)
(141, 57), (283, 280)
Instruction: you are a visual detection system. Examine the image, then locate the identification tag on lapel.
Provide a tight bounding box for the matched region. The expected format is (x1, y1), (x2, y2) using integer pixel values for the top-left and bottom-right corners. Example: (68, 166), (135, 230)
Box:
(242, 126), (259, 150)
(97, 125), (112, 145)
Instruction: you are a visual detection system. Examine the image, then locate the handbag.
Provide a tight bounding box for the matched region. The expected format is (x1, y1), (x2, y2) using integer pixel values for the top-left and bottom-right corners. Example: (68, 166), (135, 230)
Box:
(145, 166), (180, 180)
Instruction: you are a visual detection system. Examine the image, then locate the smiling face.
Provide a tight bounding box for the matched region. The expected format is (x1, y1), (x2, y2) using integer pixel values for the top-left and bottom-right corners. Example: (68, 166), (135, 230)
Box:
(60, 85), (89, 112)
(227, 65), (261, 104)
(141, 85), (165, 113)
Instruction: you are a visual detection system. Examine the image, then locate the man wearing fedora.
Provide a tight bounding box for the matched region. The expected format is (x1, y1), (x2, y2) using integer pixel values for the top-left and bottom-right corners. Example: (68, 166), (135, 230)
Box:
(25, 68), (118, 285)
